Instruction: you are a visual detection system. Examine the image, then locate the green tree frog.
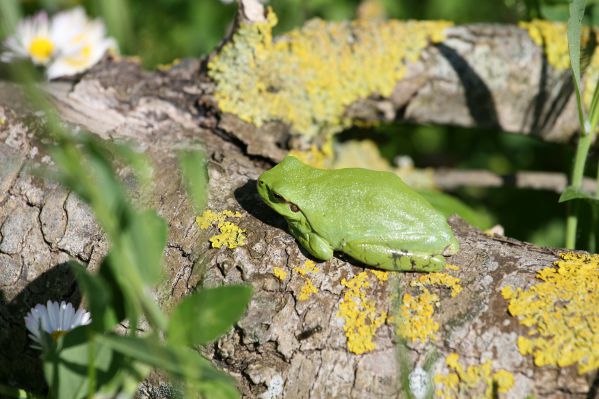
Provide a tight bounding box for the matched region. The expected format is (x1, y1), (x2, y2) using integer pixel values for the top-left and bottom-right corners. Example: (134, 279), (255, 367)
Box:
(257, 156), (459, 272)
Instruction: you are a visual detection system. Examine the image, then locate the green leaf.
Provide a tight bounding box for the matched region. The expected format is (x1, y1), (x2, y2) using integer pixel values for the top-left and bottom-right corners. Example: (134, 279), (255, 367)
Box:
(568, 0), (587, 132)
(70, 262), (119, 332)
(126, 209), (167, 285)
(168, 285), (253, 346)
(179, 151), (209, 212)
(96, 0), (134, 53)
(559, 186), (599, 203)
(0, 0), (20, 37)
(417, 189), (494, 229)
(43, 327), (118, 399)
(97, 334), (237, 395)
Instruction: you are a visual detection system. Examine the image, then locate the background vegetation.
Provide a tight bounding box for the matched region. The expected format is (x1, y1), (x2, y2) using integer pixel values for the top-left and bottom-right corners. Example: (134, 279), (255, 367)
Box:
(8, 0), (599, 248)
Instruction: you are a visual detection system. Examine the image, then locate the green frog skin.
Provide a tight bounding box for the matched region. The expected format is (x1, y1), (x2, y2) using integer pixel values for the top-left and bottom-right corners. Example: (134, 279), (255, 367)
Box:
(257, 156), (459, 272)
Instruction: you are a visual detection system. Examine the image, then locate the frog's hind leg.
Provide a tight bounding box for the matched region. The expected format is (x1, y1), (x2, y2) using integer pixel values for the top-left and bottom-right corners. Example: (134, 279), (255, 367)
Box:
(341, 241), (444, 272)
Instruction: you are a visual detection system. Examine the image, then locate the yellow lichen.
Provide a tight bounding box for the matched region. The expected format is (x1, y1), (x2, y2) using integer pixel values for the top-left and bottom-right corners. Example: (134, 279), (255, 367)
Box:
(583, 46), (599, 109)
(288, 138), (334, 169)
(434, 354), (515, 398)
(519, 20), (599, 110)
(208, 221), (247, 249)
(196, 210), (246, 249)
(209, 8), (452, 136)
(396, 270), (462, 343)
(298, 278), (318, 301)
(292, 260), (320, 301)
(519, 20), (570, 70)
(337, 272), (387, 354)
(273, 267), (287, 281)
(502, 252), (599, 374)
(396, 289), (439, 343)
(156, 58), (181, 71)
(357, 0), (386, 21)
(293, 260), (320, 276)
(445, 263), (460, 271)
(370, 269), (389, 281)
(414, 272), (463, 298)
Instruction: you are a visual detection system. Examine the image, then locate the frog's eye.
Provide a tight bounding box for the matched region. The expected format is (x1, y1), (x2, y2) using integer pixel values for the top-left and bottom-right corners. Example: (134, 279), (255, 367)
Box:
(289, 203), (300, 213)
(272, 193), (285, 202)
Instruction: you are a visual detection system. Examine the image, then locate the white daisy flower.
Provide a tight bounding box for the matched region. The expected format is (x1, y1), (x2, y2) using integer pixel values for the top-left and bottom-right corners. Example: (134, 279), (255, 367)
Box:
(0, 12), (55, 65)
(46, 7), (118, 79)
(24, 300), (92, 348)
(1, 7), (118, 79)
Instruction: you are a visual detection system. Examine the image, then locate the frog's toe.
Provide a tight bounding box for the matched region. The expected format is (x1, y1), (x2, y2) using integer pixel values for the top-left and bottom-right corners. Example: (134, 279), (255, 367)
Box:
(443, 238), (460, 256)
(411, 254), (444, 272)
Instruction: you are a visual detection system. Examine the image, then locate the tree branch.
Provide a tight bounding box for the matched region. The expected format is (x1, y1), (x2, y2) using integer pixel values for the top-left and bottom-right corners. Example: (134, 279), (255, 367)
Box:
(0, 13), (596, 398)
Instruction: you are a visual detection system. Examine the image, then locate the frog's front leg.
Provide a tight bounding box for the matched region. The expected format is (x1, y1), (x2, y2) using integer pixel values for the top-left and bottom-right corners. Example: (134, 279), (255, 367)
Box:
(341, 241), (444, 272)
(288, 223), (334, 260)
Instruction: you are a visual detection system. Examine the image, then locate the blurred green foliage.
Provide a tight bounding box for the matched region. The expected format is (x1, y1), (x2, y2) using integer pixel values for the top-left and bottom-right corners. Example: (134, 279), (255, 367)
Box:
(8, 0), (599, 248)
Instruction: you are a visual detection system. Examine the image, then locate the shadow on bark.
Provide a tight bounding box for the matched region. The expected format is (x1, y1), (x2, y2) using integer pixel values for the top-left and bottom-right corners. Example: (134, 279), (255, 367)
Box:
(436, 43), (501, 130)
(234, 179), (287, 231)
(0, 262), (82, 394)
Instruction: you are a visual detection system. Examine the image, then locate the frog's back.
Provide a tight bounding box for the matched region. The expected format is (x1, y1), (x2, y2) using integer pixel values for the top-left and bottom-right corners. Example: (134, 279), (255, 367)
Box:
(298, 168), (453, 252)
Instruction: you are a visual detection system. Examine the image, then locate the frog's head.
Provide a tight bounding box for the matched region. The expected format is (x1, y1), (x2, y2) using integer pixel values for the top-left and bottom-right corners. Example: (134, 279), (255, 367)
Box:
(257, 156), (317, 223)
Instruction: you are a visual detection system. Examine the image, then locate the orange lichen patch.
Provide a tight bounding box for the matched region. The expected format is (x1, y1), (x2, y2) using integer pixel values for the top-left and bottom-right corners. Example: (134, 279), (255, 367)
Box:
(434, 354), (515, 398)
(298, 278), (318, 301)
(196, 210), (246, 249)
(337, 272), (387, 355)
(370, 269), (389, 281)
(414, 272), (463, 298)
(273, 267), (287, 281)
(396, 289), (439, 343)
(501, 252), (599, 374)
(209, 8), (451, 136)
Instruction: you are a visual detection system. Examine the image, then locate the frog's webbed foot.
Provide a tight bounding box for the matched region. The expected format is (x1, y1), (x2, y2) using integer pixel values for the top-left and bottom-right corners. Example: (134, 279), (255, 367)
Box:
(296, 233), (334, 261)
(341, 241), (444, 272)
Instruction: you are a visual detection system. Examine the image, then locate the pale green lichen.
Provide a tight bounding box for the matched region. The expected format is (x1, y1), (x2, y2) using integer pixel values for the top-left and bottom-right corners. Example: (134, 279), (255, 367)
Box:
(209, 8), (451, 136)
(501, 252), (599, 374)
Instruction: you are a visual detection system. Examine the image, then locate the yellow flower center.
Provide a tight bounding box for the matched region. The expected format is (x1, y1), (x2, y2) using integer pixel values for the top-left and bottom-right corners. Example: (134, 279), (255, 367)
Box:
(50, 330), (67, 340)
(64, 46), (93, 68)
(28, 36), (54, 63)
(81, 45), (91, 58)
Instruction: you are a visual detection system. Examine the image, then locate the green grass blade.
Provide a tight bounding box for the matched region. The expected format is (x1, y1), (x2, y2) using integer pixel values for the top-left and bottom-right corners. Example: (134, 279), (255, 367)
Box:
(568, 0), (588, 132)
(0, 0), (20, 38)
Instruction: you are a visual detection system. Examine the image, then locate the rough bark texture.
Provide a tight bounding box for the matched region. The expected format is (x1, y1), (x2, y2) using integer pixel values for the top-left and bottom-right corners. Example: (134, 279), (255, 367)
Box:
(0, 21), (597, 399)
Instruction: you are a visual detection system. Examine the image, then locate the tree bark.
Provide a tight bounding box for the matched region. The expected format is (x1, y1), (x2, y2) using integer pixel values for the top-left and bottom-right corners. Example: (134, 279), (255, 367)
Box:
(0, 15), (597, 399)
